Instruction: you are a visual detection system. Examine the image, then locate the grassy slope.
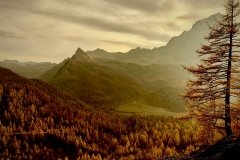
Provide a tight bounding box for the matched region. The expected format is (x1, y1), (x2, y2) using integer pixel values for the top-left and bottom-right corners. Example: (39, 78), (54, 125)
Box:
(40, 54), (187, 113)
(98, 60), (187, 112)
(40, 57), (145, 108)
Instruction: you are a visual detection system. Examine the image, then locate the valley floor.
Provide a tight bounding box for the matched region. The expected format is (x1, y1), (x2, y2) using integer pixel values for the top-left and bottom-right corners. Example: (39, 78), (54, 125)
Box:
(115, 100), (186, 117)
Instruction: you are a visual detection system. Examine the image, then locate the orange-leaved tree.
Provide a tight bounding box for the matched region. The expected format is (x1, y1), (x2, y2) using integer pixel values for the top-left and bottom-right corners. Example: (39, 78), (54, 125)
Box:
(184, 0), (240, 137)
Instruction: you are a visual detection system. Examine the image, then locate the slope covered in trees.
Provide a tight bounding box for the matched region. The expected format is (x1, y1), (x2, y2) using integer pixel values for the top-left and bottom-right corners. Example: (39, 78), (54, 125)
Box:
(40, 48), (186, 112)
(40, 48), (145, 108)
(0, 67), (216, 159)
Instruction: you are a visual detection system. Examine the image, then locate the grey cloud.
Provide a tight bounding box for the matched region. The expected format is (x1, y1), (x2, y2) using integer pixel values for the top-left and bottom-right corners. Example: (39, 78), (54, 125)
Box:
(176, 13), (201, 21)
(104, 0), (175, 13)
(101, 40), (139, 48)
(30, 9), (170, 42)
(184, 0), (224, 9)
(55, 0), (89, 6)
(0, 30), (25, 39)
(164, 22), (181, 31)
(0, 0), (171, 42)
(0, 0), (36, 10)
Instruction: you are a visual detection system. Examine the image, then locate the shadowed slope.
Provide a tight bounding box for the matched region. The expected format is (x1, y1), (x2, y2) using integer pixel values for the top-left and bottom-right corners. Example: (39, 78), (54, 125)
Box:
(40, 48), (145, 108)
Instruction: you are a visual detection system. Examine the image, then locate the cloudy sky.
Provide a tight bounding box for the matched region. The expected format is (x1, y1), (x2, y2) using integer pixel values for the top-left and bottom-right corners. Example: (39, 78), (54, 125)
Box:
(0, 0), (225, 62)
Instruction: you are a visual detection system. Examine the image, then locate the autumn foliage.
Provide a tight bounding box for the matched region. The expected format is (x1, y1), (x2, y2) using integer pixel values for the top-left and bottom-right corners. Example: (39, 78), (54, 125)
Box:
(0, 67), (215, 159)
(184, 0), (240, 136)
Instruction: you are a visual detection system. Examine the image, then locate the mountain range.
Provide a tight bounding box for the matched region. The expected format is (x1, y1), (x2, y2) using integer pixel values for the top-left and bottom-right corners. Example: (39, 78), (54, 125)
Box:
(39, 47), (187, 113)
(0, 13), (222, 115)
(86, 13), (221, 65)
(0, 60), (56, 79)
(40, 48), (145, 108)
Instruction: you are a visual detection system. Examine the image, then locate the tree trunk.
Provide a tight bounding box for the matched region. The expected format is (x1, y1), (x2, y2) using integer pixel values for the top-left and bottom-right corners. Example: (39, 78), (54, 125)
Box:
(225, 6), (234, 137)
(225, 52), (232, 136)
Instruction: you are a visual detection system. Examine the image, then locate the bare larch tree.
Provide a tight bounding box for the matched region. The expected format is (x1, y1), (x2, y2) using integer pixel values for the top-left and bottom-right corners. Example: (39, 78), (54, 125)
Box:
(184, 0), (240, 136)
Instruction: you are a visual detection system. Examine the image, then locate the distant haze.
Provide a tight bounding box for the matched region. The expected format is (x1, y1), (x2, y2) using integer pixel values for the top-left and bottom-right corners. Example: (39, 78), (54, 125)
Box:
(0, 0), (224, 62)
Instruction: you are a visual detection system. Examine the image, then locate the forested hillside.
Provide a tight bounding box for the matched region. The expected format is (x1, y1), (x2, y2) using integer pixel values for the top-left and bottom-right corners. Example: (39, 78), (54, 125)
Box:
(40, 48), (145, 108)
(40, 48), (186, 113)
(1, 0), (240, 159)
(0, 67), (218, 159)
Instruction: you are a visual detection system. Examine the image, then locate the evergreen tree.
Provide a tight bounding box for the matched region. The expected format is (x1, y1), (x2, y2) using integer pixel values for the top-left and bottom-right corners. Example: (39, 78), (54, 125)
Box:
(184, 0), (240, 136)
